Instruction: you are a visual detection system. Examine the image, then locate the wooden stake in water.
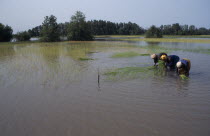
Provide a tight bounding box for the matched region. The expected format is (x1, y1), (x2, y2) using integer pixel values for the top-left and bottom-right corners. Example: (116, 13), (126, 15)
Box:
(98, 67), (100, 88)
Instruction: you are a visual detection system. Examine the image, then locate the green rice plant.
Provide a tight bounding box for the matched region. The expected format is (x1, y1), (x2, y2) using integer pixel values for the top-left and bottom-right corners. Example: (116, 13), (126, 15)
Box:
(180, 74), (189, 80)
(104, 66), (158, 80)
(104, 60), (167, 81)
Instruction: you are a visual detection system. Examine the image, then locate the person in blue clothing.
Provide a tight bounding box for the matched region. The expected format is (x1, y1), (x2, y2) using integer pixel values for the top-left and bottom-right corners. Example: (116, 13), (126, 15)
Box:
(161, 55), (180, 69)
(176, 58), (191, 76)
(150, 53), (168, 66)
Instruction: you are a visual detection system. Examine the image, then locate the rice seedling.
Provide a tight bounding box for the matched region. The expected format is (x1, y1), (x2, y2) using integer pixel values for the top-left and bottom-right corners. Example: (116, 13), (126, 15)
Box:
(179, 74), (189, 80)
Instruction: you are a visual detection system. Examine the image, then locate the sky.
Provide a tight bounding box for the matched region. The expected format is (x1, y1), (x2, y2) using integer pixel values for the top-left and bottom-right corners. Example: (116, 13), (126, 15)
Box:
(0, 0), (210, 33)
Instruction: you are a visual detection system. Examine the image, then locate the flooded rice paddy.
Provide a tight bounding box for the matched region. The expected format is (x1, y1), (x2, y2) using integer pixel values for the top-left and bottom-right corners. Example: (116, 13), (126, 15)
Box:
(0, 37), (210, 136)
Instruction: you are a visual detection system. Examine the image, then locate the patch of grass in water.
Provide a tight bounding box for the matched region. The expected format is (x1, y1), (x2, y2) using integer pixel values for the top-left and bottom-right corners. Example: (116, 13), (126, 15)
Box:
(104, 60), (167, 81)
(111, 52), (150, 58)
(111, 52), (140, 58)
(104, 66), (157, 80)
(139, 53), (150, 56)
(87, 51), (98, 54)
(78, 57), (94, 61)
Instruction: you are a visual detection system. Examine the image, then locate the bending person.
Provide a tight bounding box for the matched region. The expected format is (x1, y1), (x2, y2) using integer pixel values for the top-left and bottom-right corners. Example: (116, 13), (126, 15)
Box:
(150, 53), (168, 66)
(176, 58), (191, 76)
(161, 55), (180, 69)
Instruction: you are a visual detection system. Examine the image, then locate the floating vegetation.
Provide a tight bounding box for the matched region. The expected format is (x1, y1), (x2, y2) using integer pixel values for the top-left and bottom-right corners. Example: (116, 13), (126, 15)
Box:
(180, 74), (189, 80)
(78, 57), (94, 61)
(111, 52), (150, 58)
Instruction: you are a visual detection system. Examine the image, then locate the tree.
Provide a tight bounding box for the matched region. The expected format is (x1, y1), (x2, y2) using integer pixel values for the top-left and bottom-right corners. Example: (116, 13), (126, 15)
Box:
(0, 23), (13, 42)
(189, 25), (196, 35)
(28, 25), (42, 37)
(15, 31), (31, 41)
(58, 22), (69, 36)
(67, 11), (93, 41)
(145, 25), (162, 38)
(172, 23), (181, 35)
(40, 15), (60, 42)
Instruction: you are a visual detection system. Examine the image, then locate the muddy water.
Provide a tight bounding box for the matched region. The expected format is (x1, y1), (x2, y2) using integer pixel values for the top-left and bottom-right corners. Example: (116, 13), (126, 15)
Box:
(0, 40), (210, 136)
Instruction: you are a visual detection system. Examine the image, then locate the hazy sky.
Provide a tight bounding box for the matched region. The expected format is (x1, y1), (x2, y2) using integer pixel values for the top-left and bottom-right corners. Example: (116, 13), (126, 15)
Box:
(0, 0), (210, 33)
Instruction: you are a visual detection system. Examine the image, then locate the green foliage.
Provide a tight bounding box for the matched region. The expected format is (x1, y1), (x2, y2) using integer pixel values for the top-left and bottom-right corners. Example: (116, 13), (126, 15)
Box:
(180, 74), (189, 80)
(28, 25), (42, 37)
(15, 31), (31, 41)
(88, 20), (145, 35)
(0, 23), (13, 42)
(146, 25), (163, 38)
(58, 22), (69, 36)
(160, 23), (210, 35)
(28, 20), (210, 38)
(40, 15), (60, 42)
(30, 20), (145, 37)
(67, 11), (93, 41)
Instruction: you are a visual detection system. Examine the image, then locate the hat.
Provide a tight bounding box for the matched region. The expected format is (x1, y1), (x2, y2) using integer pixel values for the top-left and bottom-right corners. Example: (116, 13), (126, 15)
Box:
(160, 55), (167, 60)
(151, 54), (156, 59)
(176, 62), (182, 68)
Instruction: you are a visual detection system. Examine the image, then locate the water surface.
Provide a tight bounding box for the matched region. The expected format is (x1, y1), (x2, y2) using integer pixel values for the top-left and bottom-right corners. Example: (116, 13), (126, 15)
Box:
(0, 39), (210, 136)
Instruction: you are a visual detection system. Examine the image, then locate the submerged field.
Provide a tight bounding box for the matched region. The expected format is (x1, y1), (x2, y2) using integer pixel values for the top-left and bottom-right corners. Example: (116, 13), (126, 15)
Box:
(0, 36), (210, 136)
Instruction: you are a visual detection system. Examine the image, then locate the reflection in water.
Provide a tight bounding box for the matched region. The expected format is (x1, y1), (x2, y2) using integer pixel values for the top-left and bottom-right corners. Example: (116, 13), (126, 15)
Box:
(0, 40), (210, 136)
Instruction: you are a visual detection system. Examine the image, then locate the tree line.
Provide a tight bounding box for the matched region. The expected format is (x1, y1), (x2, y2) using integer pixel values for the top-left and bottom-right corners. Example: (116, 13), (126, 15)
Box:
(1, 11), (210, 42)
(27, 22), (210, 38)
(0, 23), (13, 42)
(87, 20), (145, 35)
(160, 23), (210, 35)
(27, 20), (145, 37)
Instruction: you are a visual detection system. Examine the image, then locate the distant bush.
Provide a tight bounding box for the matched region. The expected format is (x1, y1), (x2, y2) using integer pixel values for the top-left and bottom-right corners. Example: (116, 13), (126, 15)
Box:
(0, 23), (13, 42)
(15, 31), (31, 41)
(145, 25), (162, 38)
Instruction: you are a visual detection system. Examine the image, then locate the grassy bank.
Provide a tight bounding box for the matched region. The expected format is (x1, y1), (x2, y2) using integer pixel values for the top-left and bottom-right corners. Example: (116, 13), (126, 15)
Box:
(95, 35), (210, 39)
(95, 35), (144, 38)
(121, 38), (210, 44)
(163, 35), (210, 38)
